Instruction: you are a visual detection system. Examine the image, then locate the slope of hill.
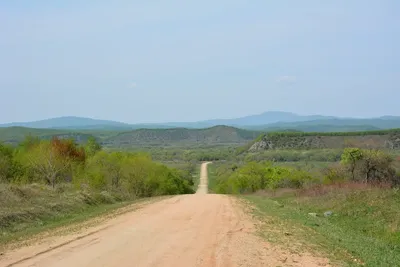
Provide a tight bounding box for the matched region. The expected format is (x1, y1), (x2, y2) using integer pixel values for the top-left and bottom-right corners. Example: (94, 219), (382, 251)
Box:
(199, 111), (335, 126)
(0, 127), (104, 145)
(247, 129), (400, 151)
(0, 127), (123, 145)
(0, 116), (132, 129)
(252, 118), (400, 131)
(103, 126), (261, 147)
(248, 124), (381, 132)
(0, 126), (261, 147)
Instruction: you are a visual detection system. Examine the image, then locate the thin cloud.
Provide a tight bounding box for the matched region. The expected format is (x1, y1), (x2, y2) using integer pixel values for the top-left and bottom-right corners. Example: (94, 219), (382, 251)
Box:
(129, 82), (137, 88)
(277, 76), (296, 83)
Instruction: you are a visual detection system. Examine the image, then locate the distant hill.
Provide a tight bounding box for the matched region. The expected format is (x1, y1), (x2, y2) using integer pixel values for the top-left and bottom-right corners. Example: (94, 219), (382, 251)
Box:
(0, 116), (132, 130)
(0, 127), (99, 145)
(0, 125), (261, 147)
(198, 111), (336, 127)
(2, 112), (400, 132)
(0, 116), (181, 130)
(103, 126), (260, 147)
(259, 125), (381, 133)
(251, 118), (400, 131)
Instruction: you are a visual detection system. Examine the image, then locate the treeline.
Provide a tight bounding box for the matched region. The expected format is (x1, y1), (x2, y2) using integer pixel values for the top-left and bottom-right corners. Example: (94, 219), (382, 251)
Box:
(132, 147), (345, 163)
(117, 146), (237, 162)
(212, 148), (400, 194)
(261, 128), (400, 138)
(0, 136), (194, 197)
(244, 149), (343, 162)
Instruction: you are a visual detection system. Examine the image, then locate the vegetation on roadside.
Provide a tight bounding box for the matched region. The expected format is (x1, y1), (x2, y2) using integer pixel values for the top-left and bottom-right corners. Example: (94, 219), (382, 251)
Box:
(0, 184), (163, 245)
(0, 136), (194, 242)
(246, 185), (400, 266)
(210, 147), (400, 266)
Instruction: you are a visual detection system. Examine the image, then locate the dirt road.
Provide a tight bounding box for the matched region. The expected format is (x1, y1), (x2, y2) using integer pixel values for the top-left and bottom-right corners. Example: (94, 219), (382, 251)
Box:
(1, 163), (330, 267)
(196, 162), (209, 194)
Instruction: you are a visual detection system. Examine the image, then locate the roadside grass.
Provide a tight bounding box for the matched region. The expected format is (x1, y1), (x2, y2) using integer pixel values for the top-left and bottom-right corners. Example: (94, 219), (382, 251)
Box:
(0, 183), (165, 247)
(207, 163), (218, 193)
(192, 164), (201, 191)
(244, 184), (400, 267)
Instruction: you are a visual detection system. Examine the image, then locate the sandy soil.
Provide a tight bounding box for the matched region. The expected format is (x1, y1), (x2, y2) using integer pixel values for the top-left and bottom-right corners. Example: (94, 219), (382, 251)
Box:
(0, 162), (331, 267)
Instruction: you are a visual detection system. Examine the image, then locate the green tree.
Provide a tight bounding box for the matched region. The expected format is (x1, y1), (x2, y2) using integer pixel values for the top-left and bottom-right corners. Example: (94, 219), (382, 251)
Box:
(18, 135), (40, 151)
(85, 136), (102, 157)
(359, 150), (395, 184)
(341, 148), (363, 180)
(84, 151), (124, 190)
(22, 142), (71, 188)
(0, 143), (14, 182)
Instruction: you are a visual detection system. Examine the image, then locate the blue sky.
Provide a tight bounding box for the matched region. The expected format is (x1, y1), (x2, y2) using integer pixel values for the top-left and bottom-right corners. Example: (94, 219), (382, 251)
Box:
(0, 1), (399, 123)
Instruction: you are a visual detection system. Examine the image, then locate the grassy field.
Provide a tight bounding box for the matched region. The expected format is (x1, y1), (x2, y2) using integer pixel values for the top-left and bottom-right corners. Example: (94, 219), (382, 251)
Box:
(207, 163), (218, 193)
(192, 164), (201, 191)
(244, 185), (400, 267)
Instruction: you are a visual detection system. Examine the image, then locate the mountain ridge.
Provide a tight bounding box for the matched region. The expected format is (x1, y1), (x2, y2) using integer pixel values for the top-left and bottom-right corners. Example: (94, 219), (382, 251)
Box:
(1, 112), (400, 130)
(0, 116), (130, 129)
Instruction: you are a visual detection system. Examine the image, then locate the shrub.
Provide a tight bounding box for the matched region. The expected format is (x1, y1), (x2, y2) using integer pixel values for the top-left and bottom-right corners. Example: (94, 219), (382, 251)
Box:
(341, 148), (398, 186)
(213, 162), (317, 194)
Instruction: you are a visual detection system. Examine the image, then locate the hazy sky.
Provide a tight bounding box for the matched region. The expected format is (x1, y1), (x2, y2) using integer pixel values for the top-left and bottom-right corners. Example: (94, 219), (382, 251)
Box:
(1, 1), (399, 123)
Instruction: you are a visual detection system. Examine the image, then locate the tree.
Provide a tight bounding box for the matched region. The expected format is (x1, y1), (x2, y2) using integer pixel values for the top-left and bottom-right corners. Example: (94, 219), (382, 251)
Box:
(85, 151), (124, 190)
(19, 138), (85, 188)
(51, 137), (85, 163)
(0, 143), (13, 182)
(360, 150), (395, 184)
(341, 148), (397, 185)
(85, 136), (102, 157)
(24, 142), (71, 188)
(341, 148), (363, 180)
(18, 135), (40, 151)
(233, 162), (266, 193)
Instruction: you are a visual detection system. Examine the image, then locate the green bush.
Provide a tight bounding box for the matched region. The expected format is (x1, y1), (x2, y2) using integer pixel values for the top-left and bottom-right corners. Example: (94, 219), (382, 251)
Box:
(1, 138), (194, 198)
(213, 161), (317, 194)
(341, 148), (398, 185)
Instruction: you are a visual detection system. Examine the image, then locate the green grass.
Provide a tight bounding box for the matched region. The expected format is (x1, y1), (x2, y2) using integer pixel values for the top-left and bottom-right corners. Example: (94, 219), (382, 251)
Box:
(191, 164), (201, 191)
(207, 163), (218, 193)
(244, 185), (400, 266)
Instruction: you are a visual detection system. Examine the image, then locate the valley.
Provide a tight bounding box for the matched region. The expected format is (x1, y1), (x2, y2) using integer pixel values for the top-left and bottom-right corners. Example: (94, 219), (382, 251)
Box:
(1, 113), (400, 266)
